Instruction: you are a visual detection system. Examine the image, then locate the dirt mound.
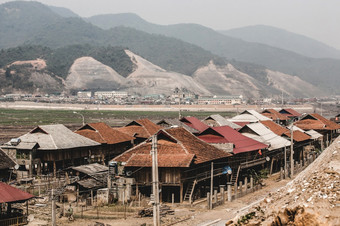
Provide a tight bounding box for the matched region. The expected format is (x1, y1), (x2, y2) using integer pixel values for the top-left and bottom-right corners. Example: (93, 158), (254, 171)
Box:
(231, 136), (340, 225)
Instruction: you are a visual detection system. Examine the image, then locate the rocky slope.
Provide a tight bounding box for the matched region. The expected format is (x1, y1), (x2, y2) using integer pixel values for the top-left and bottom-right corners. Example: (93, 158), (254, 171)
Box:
(231, 136), (340, 225)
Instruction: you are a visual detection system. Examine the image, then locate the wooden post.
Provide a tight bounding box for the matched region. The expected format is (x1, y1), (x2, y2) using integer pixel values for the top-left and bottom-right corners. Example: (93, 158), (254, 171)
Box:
(284, 146), (287, 178)
(290, 126), (294, 178)
(227, 184), (232, 202)
(214, 190), (217, 204)
(172, 193), (174, 206)
(180, 184), (183, 203)
(280, 167), (284, 180)
(250, 177), (254, 192)
(269, 158), (274, 175)
(51, 189), (56, 226)
(207, 192), (210, 209)
(53, 160), (56, 179)
(91, 190), (93, 206)
(244, 177), (248, 194)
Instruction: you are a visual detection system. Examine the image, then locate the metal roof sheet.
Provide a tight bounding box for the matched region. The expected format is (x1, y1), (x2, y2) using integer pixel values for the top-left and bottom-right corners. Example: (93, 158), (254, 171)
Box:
(231, 110), (272, 122)
(198, 126), (268, 154)
(71, 163), (108, 175)
(0, 182), (34, 203)
(0, 148), (16, 170)
(203, 114), (241, 129)
(180, 116), (210, 133)
(18, 124), (100, 150)
(240, 123), (291, 151)
(305, 130), (323, 140)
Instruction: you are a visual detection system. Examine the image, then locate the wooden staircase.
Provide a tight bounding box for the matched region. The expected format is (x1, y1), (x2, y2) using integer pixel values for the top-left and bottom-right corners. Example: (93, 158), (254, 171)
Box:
(184, 180), (197, 203)
(230, 166), (241, 185)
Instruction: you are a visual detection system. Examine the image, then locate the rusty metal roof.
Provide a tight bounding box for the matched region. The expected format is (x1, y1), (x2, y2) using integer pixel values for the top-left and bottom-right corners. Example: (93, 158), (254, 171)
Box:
(0, 182), (34, 203)
(179, 116), (209, 133)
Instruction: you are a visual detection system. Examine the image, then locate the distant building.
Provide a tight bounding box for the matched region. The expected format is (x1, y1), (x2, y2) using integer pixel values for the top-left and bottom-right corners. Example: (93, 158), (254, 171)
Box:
(198, 95), (242, 105)
(77, 91), (92, 99)
(94, 91), (128, 99)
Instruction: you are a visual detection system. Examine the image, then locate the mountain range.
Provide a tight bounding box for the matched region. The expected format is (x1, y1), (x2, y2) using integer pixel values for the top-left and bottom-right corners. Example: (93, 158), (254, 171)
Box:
(0, 1), (339, 97)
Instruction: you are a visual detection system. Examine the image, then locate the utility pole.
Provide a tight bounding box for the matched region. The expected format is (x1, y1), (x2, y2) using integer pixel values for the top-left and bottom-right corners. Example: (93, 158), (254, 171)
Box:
(290, 125), (294, 178)
(210, 162), (213, 210)
(51, 189), (56, 226)
(151, 135), (160, 226)
(284, 146), (287, 178)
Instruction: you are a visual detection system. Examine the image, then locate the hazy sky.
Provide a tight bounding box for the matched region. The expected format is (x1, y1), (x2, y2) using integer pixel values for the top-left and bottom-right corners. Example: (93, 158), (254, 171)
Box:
(1, 0), (340, 49)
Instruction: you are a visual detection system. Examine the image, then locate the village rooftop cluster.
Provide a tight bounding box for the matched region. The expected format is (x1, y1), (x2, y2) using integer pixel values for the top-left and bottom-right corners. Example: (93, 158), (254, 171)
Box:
(0, 108), (339, 224)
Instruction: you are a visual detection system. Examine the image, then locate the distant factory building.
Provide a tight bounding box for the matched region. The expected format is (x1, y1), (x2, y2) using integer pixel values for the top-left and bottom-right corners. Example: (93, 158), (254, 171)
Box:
(198, 95), (242, 105)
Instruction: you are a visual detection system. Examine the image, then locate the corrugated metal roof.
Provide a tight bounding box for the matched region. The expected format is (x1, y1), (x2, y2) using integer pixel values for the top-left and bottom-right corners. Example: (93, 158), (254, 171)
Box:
(198, 126), (268, 154)
(18, 124), (100, 150)
(0, 148), (16, 170)
(180, 117), (209, 133)
(157, 119), (200, 133)
(71, 163), (108, 175)
(203, 114), (241, 129)
(305, 130), (323, 140)
(230, 110), (272, 122)
(75, 122), (135, 144)
(239, 123), (290, 151)
(0, 182), (34, 203)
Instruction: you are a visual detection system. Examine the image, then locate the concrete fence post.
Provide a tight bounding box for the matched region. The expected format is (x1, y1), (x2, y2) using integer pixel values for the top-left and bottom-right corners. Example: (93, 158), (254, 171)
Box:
(234, 182), (238, 198)
(244, 177), (248, 194)
(221, 187), (225, 204)
(227, 184), (232, 202)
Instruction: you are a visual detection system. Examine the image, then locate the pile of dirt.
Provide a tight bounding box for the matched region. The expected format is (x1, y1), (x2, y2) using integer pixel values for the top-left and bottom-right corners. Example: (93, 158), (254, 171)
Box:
(230, 136), (340, 225)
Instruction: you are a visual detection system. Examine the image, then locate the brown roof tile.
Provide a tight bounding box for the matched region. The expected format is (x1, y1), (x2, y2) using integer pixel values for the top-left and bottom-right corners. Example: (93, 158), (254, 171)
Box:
(75, 122), (135, 144)
(283, 130), (311, 142)
(114, 127), (231, 167)
(260, 120), (289, 136)
(295, 113), (340, 131)
(262, 109), (288, 121)
(117, 119), (162, 139)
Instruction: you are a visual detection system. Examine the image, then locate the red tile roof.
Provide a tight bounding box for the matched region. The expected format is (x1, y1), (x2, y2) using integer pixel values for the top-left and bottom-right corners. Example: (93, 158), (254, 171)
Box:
(114, 127), (232, 167)
(180, 117), (209, 133)
(0, 182), (34, 203)
(279, 108), (301, 117)
(261, 109), (288, 121)
(75, 122), (135, 144)
(295, 113), (340, 131)
(117, 119), (162, 139)
(198, 126), (268, 154)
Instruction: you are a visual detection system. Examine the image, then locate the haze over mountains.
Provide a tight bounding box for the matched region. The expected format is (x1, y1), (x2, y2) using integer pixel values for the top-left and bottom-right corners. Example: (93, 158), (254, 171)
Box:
(0, 1), (339, 98)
